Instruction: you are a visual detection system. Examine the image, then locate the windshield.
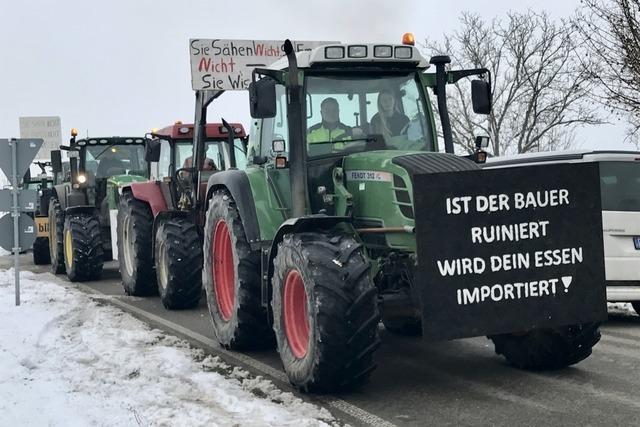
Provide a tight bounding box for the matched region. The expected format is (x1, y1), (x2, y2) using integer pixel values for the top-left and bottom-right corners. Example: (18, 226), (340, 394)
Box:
(305, 73), (433, 158)
(600, 161), (640, 212)
(175, 139), (247, 171)
(85, 144), (146, 178)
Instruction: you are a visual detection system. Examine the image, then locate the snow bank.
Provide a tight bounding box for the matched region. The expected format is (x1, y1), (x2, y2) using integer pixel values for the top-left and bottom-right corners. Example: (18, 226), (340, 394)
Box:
(0, 270), (334, 426)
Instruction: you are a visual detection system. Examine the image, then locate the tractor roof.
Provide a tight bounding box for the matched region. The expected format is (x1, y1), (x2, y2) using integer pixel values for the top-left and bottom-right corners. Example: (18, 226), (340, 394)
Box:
(268, 43), (429, 70)
(151, 123), (247, 141)
(72, 137), (147, 148)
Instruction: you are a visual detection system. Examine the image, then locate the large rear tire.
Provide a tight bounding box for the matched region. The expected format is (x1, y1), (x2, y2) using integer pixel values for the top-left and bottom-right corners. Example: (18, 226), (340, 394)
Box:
(272, 231), (380, 392)
(117, 191), (157, 296)
(203, 190), (273, 349)
(48, 197), (65, 274)
(32, 236), (51, 265)
(489, 323), (601, 370)
(154, 218), (201, 309)
(63, 213), (104, 282)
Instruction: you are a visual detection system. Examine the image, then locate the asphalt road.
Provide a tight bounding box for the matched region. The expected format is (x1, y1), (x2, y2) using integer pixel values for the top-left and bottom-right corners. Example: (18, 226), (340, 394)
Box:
(5, 255), (640, 427)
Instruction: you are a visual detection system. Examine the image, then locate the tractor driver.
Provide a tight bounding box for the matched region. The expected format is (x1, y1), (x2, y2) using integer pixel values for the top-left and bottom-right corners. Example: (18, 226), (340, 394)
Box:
(307, 97), (364, 148)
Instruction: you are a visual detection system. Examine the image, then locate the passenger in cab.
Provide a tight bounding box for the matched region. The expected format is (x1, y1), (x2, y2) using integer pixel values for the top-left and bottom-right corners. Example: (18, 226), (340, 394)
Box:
(370, 89), (409, 140)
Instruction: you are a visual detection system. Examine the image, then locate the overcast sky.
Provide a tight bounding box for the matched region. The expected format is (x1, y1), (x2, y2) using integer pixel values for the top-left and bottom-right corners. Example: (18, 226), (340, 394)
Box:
(0, 0), (629, 151)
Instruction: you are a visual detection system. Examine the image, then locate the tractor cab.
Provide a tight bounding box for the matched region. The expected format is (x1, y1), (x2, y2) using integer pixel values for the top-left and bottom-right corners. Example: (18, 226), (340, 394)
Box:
(248, 38), (491, 223)
(148, 122), (247, 183)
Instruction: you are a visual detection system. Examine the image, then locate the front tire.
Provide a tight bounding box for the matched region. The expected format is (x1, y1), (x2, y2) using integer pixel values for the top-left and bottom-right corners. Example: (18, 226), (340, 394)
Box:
(203, 190), (273, 349)
(32, 236), (51, 265)
(117, 191), (157, 296)
(489, 323), (601, 370)
(63, 213), (104, 282)
(272, 231), (381, 392)
(48, 197), (65, 274)
(154, 218), (201, 309)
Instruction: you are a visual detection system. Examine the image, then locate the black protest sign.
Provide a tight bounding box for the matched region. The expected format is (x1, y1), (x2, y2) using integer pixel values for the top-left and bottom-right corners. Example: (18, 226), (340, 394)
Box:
(413, 162), (607, 341)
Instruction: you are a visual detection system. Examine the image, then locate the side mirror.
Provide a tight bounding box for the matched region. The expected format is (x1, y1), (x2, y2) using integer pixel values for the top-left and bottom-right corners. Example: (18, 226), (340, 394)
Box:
(51, 150), (62, 175)
(145, 139), (161, 163)
(472, 80), (492, 115)
(249, 77), (277, 119)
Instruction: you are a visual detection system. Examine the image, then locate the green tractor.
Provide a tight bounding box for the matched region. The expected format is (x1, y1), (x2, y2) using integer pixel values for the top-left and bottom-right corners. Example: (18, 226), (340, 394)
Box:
(197, 39), (602, 392)
(48, 130), (150, 281)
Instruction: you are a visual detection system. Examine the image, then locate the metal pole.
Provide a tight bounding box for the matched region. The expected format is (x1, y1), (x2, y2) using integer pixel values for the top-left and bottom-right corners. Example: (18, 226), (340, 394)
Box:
(11, 139), (20, 306)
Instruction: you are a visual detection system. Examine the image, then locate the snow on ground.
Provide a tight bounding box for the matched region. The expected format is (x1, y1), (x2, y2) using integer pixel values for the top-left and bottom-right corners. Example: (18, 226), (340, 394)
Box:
(607, 302), (638, 317)
(0, 269), (334, 427)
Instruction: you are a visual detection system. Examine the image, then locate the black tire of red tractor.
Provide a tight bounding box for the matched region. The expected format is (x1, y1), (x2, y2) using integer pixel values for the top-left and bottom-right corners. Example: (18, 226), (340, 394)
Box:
(202, 190), (273, 350)
(488, 323), (601, 370)
(632, 302), (640, 316)
(154, 218), (202, 309)
(49, 197), (65, 274)
(32, 237), (51, 265)
(272, 232), (381, 393)
(63, 213), (104, 282)
(117, 191), (157, 296)
(382, 317), (422, 336)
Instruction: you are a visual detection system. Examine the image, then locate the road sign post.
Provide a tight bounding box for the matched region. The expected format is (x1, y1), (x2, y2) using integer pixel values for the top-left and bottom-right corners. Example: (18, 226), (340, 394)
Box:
(0, 138), (43, 306)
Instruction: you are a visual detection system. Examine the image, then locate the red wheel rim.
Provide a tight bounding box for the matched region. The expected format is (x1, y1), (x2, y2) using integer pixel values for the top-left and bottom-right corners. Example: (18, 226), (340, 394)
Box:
(283, 269), (310, 359)
(212, 220), (234, 321)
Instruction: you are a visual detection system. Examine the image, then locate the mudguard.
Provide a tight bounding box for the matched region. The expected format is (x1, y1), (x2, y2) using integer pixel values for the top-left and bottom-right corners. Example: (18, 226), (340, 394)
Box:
(126, 181), (168, 217)
(53, 182), (88, 211)
(262, 215), (353, 306)
(65, 205), (98, 216)
(206, 170), (260, 247)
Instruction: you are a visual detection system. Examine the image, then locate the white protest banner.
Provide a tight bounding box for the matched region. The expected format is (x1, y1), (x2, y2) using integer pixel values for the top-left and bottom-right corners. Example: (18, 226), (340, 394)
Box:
(189, 39), (336, 91)
(19, 116), (61, 160)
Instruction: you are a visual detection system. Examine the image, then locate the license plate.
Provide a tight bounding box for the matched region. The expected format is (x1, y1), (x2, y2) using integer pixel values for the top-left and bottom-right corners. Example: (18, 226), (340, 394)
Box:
(35, 217), (49, 237)
(634, 237), (640, 250)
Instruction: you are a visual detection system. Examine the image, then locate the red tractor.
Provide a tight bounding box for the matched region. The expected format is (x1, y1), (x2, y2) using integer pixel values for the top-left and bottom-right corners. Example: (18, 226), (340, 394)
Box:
(117, 112), (247, 309)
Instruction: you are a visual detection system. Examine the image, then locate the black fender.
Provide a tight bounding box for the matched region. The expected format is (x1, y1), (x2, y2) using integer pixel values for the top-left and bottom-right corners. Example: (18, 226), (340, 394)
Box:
(54, 183), (87, 211)
(261, 215), (354, 306)
(52, 184), (68, 209)
(65, 205), (98, 216)
(205, 170), (260, 249)
(151, 210), (193, 254)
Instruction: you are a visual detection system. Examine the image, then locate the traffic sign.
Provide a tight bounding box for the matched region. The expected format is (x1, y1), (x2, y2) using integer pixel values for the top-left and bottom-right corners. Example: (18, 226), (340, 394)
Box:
(0, 139), (43, 181)
(0, 213), (36, 252)
(0, 189), (37, 212)
(0, 138), (44, 306)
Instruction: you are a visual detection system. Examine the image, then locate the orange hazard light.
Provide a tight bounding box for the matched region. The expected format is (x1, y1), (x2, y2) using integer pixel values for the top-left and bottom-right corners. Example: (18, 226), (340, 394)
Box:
(402, 33), (415, 46)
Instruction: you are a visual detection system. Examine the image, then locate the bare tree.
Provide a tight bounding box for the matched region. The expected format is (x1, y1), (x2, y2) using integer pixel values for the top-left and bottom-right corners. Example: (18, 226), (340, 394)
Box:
(575, 0), (640, 142)
(424, 11), (602, 156)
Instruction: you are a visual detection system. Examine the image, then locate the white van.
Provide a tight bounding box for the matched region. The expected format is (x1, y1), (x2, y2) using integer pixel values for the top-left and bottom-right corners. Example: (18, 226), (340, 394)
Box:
(484, 150), (640, 314)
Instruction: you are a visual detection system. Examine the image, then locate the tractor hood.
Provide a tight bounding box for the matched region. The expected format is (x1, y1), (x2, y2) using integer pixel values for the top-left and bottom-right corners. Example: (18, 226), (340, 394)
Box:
(343, 150), (479, 177)
(342, 151), (479, 251)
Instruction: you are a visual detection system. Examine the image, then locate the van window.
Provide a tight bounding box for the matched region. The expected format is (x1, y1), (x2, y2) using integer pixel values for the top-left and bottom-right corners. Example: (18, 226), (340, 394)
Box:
(599, 161), (640, 211)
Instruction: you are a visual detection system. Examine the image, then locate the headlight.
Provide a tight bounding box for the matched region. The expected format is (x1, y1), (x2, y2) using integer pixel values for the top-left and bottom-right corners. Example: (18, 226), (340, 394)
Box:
(77, 174), (87, 184)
